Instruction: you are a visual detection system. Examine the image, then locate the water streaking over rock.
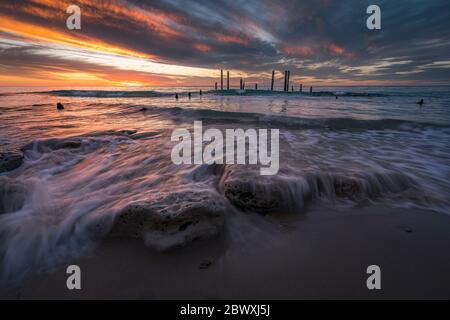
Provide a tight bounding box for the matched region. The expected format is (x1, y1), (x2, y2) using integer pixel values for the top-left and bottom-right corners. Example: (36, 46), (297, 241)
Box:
(0, 86), (449, 286)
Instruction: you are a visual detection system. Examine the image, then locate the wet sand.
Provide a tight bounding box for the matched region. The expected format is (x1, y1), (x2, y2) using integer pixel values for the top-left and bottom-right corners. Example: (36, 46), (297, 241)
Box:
(1, 205), (450, 300)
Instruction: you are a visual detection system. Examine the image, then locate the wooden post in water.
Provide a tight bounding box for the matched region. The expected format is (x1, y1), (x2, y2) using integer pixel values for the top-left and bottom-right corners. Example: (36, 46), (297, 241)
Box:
(291, 86), (294, 92)
(283, 71), (287, 92)
(255, 83), (258, 90)
(221, 70), (224, 90)
(287, 71), (291, 92)
(300, 84), (302, 93)
(271, 70), (275, 91)
(227, 71), (230, 90)
(243, 81), (245, 90)
(215, 82), (218, 91)
(310, 86), (313, 94)
(240, 78), (243, 90)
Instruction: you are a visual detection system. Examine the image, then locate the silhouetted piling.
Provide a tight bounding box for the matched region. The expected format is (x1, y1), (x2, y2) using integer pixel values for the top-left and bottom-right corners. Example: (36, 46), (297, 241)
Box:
(175, 93), (179, 100)
(215, 82), (217, 91)
(300, 84), (303, 93)
(283, 71), (288, 92)
(255, 83), (258, 90)
(310, 86), (313, 94)
(188, 92), (191, 99)
(200, 89), (202, 96)
(240, 78), (243, 90)
(227, 71), (230, 90)
(221, 70), (224, 90)
(271, 70), (275, 91)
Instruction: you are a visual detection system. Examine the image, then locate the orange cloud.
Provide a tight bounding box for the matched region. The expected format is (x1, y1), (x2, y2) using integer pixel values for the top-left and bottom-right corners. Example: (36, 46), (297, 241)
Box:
(193, 43), (212, 52)
(215, 34), (249, 45)
(0, 15), (155, 59)
(326, 43), (353, 58)
(284, 45), (315, 57)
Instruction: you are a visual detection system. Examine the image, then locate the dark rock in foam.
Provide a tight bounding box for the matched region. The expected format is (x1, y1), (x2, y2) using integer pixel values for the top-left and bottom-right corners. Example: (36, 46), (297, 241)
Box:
(0, 150), (24, 173)
(0, 177), (26, 214)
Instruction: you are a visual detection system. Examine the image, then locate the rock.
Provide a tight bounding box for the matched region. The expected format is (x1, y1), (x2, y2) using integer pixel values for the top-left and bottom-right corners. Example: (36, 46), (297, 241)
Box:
(57, 102), (64, 110)
(140, 107), (148, 112)
(0, 150), (24, 173)
(223, 178), (286, 214)
(0, 177), (26, 214)
(199, 259), (213, 269)
(110, 191), (226, 251)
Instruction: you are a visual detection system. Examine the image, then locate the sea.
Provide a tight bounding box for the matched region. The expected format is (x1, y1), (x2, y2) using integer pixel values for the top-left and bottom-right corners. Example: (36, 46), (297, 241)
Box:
(1, 85), (450, 285)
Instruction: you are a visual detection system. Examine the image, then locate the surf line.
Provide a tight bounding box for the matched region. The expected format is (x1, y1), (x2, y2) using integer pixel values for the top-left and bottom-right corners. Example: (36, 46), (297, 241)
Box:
(171, 121), (280, 176)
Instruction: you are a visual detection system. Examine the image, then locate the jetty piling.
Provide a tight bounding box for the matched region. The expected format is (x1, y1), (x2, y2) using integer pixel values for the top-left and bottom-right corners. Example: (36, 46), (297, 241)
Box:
(271, 70), (275, 91)
(227, 71), (230, 90)
(221, 70), (224, 90)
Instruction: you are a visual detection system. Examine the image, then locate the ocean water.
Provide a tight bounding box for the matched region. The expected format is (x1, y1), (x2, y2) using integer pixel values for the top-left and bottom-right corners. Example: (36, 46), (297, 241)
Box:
(1, 86), (450, 285)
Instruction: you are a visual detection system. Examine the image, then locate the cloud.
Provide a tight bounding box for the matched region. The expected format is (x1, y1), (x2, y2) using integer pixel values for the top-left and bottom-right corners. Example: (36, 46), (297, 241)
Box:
(0, 0), (449, 85)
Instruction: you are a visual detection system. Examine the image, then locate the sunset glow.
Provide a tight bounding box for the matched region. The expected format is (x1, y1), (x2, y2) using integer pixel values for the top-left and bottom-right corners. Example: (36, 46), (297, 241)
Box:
(1, 0), (449, 86)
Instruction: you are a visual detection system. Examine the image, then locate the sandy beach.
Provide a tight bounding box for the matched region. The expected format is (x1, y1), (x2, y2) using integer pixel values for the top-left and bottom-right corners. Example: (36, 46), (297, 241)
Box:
(2, 204), (450, 300)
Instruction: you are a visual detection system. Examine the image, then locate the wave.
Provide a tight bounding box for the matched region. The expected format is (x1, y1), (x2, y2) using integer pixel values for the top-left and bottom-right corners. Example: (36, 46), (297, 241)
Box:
(220, 168), (418, 214)
(42, 90), (173, 98)
(131, 105), (450, 131)
(213, 89), (389, 97)
(20, 89), (392, 98)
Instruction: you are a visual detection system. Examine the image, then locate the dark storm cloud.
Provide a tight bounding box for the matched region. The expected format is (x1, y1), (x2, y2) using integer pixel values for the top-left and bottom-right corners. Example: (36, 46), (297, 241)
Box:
(1, 0), (449, 83)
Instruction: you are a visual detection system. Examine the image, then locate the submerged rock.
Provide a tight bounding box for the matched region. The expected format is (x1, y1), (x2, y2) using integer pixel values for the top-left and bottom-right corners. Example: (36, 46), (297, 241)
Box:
(110, 190), (226, 251)
(0, 150), (24, 173)
(0, 177), (26, 214)
(57, 102), (64, 110)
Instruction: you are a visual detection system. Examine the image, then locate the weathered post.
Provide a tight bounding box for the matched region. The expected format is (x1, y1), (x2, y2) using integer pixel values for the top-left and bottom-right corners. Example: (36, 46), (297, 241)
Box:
(240, 78), (243, 90)
(255, 83), (258, 90)
(310, 86), (313, 94)
(200, 89), (202, 96)
(287, 71), (290, 92)
(221, 69), (224, 90)
(271, 70), (275, 91)
(300, 84), (302, 93)
(175, 93), (179, 100)
(215, 82), (218, 91)
(284, 71), (287, 92)
(227, 71), (230, 90)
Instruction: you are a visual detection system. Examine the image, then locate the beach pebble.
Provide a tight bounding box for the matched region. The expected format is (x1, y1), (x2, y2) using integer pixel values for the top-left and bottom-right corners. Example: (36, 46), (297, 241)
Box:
(110, 190), (226, 251)
(0, 150), (24, 173)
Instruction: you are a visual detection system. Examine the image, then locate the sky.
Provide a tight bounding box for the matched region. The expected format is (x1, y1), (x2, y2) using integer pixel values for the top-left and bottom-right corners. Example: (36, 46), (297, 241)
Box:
(0, 0), (449, 87)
